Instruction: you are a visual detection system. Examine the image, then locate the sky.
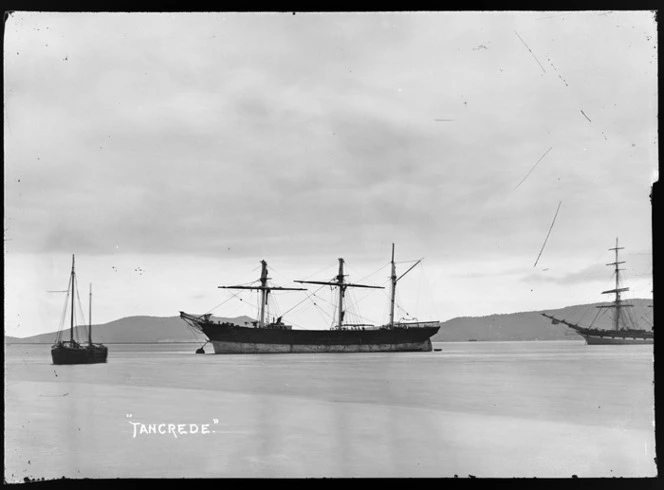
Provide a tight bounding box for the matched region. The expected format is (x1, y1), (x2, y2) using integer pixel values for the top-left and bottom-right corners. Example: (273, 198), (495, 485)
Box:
(4, 11), (658, 338)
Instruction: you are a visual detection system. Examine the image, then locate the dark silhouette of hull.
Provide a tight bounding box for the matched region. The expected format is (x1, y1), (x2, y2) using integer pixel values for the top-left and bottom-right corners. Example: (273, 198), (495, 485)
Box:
(181, 314), (439, 354)
(571, 326), (653, 345)
(51, 341), (108, 365)
(180, 246), (440, 354)
(542, 313), (653, 345)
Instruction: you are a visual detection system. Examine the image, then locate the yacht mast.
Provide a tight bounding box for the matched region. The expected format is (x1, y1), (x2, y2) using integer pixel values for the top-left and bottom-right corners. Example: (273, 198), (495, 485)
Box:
(296, 258), (384, 329)
(597, 238), (632, 330)
(88, 283), (92, 344)
(388, 244), (422, 328)
(219, 260), (306, 328)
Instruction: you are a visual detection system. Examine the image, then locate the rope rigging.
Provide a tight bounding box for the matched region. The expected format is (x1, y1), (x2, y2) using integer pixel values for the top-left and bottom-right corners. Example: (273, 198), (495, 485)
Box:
(74, 275), (88, 342)
(191, 252), (433, 331)
(55, 280), (72, 343)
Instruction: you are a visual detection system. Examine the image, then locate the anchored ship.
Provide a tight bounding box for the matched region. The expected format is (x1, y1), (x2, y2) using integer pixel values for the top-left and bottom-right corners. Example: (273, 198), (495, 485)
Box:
(51, 255), (108, 364)
(542, 238), (653, 345)
(180, 244), (440, 353)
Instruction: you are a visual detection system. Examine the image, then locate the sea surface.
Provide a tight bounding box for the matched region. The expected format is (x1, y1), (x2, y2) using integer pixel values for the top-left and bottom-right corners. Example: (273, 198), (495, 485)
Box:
(4, 341), (656, 480)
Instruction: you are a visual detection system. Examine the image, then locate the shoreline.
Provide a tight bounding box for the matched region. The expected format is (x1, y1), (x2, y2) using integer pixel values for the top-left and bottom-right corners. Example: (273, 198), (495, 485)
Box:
(4, 339), (590, 345)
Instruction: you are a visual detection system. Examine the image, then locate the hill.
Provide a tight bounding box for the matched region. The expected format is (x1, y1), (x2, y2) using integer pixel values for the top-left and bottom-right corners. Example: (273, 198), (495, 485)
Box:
(4, 314), (253, 344)
(431, 298), (653, 342)
(5, 300), (653, 344)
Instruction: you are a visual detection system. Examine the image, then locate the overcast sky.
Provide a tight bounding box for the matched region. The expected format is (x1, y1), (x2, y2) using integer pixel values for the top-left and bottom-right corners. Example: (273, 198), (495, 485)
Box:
(4, 11), (657, 338)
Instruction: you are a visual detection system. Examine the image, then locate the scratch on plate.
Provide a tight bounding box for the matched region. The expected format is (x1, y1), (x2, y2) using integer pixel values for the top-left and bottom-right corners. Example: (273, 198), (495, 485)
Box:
(514, 147), (553, 190)
(534, 201), (562, 267)
(515, 31), (546, 73)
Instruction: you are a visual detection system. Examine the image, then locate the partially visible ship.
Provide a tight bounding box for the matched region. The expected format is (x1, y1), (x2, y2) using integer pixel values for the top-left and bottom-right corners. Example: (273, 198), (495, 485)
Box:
(51, 255), (109, 364)
(542, 239), (653, 345)
(180, 244), (440, 353)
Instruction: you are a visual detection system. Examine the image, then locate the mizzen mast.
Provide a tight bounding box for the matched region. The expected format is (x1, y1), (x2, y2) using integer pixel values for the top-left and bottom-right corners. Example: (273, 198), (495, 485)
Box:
(296, 258), (384, 330)
(388, 243), (422, 328)
(70, 255), (76, 342)
(219, 260), (306, 328)
(597, 237), (633, 331)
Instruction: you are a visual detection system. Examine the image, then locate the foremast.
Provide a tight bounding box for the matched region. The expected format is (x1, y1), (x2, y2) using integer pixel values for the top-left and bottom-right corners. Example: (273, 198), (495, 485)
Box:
(295, 258), (384, 330)
(88, 283), (92, 344)
(219, 260), (306, 328)
(597, 238), (633, 331)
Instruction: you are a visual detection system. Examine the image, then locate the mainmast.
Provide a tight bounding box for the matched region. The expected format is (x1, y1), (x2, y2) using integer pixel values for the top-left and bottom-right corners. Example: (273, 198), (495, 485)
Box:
(296, 258), (384, 330)
(597, 238), (632, 330)
(389, 246), (396, 326)
(388, 243), (422, 327)
(219, 260), (306, 328)
(70, 255), (75, 342)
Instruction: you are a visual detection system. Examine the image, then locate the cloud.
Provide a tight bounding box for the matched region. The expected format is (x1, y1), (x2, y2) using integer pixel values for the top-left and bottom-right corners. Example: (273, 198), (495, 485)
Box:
(3, 12), (657, 332)
(520, 252), (653, 286)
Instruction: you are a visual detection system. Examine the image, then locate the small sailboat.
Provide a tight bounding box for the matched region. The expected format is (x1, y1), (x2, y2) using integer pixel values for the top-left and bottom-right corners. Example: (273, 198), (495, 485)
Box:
(51, 255), (108, 364)
(542, 238), (653, 345)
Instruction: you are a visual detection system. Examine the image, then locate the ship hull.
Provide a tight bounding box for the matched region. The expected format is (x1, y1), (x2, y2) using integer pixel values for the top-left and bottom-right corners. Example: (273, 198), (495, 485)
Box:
(190, 320), (439, 354)
(210, 339), (432, 354)
(51, 342), (108, 365)
(581, 333), (653, 345)
(570, 326), (653, 345)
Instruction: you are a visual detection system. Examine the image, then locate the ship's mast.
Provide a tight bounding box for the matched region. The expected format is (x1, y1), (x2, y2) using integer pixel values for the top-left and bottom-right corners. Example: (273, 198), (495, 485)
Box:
(70, 255), (75, 342)
(296, 258), (384, 330)
(88, 283), (92, 344)
(389, 245), (397, 326)
(597, 238), (632, 330)
(259, 261), (268, 328)
(219, 260), (306, 328)
(337, 259), (345, 327)
(388, 244), (422, 328)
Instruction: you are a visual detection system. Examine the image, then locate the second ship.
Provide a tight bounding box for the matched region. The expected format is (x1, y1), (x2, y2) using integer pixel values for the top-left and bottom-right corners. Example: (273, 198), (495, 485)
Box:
(180, 244), (441, 353)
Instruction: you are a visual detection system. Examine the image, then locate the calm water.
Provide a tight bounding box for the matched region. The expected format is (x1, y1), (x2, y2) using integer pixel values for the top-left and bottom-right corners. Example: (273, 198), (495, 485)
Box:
(4, 341), (656, 479)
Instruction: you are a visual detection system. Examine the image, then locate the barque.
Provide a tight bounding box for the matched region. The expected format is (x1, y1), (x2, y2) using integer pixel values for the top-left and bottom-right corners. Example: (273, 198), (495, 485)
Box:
(542, 239), (653, 345)
(180, 244), (440, 353)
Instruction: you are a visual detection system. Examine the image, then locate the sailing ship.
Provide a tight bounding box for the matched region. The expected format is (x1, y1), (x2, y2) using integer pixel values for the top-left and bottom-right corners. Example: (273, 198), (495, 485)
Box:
(542, 239), (653, 345)
(51, 255), (108, 364)
(180, 244), (440, 353)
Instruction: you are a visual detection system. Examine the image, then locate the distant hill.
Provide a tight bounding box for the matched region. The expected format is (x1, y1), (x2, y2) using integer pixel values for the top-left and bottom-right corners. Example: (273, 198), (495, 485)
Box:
(5, 300), (653, 344)
(4, 315), (254, 344)
(431, 298), (654, 342)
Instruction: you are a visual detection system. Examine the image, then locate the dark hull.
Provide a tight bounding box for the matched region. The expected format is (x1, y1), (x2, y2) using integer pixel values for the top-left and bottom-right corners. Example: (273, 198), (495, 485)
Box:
(190, 318), (440, 354)
(572, 327), (653, 346)
(51, 342), (108, 365)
